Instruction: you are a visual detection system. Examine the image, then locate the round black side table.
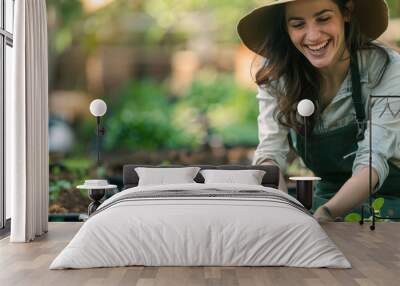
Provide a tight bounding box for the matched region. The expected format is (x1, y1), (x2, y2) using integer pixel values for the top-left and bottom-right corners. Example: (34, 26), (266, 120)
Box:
(77, 183), (117, 215)
(289, 176), (321, 210)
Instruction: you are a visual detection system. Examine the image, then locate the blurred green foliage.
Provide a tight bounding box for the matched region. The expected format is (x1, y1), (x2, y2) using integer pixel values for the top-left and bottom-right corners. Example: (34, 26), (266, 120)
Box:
(102, 73), (257, 151)
(47, 0), (83, 53)
(177, 70), (258, 146)
(47, 0), (252, 56)
(49, 179), (72, 203)
(62, 158), (93, 177)
(104, 80), (198, 150)
(49, 158), (93, 204)
(387, 0), (400, 18)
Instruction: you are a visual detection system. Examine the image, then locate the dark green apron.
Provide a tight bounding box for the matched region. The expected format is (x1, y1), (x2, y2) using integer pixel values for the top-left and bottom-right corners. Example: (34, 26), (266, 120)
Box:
(288, 54), (400, 218)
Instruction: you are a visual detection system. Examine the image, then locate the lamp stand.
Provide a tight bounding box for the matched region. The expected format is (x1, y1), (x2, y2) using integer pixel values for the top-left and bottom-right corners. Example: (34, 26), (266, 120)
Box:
(96, 116), (105, 170)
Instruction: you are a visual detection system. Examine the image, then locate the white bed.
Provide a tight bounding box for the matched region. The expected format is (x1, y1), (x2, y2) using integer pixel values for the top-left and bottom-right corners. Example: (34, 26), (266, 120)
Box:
(50, 183), (351, 269)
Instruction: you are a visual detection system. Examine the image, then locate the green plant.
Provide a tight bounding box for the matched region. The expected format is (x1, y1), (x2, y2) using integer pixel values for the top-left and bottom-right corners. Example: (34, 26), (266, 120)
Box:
(49, 157), (93, 204)
(104, 80), (198, 151)
(344, 197), (390, 222)
(49, 179), (72, 203)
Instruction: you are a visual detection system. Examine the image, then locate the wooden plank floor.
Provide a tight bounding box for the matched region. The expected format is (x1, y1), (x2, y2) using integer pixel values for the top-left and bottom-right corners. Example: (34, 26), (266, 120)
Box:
(0, 222), (399, 286)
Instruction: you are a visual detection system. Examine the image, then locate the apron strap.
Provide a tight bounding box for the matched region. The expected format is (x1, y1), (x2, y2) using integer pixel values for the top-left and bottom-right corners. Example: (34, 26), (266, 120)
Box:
(350, 51), (366, 141)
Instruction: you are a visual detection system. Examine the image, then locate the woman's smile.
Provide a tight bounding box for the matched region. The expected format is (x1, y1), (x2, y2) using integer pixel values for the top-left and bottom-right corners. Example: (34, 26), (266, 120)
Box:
(304, 39), (331, 57)
(305, 39), (330, 52)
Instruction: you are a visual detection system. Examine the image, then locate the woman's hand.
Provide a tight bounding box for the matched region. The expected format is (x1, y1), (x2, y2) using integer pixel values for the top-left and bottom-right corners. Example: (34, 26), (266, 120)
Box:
(313, 205), (334, 222)
(323, 167), (379, 219)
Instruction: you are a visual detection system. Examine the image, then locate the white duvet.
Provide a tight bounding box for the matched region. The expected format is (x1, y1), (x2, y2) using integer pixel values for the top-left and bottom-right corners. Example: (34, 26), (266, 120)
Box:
(50, 183), (351, 269)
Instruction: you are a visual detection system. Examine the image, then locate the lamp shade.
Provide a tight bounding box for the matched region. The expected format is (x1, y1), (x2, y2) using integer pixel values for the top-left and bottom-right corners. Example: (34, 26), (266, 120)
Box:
(297, 99), (315, 117)
(89, 99), (107, 117)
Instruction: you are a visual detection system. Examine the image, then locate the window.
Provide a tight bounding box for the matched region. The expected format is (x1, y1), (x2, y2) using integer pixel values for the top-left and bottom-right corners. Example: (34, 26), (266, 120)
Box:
(1, 0), (14, 231)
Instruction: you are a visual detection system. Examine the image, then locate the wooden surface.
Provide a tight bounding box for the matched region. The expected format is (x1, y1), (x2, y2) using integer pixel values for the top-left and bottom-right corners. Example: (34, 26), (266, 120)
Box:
(0, 222), (399, 286)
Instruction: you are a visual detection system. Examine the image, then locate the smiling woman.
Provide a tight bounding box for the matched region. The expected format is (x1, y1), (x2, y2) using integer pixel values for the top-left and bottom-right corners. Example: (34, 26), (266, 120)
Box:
(285, 0), (352, 111)
(237, 0), (400, 221)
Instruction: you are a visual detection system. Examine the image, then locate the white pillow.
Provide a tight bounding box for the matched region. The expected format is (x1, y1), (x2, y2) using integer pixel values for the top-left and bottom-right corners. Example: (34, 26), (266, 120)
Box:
(200, 169), (266, 185)
(135, 167), (201, 186)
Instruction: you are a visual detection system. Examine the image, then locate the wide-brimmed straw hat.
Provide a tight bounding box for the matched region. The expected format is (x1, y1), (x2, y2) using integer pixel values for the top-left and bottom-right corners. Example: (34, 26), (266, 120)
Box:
(237, 0), (389, 56)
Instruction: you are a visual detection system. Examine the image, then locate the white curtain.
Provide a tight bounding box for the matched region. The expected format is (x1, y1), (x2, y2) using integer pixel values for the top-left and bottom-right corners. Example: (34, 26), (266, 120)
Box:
(7, 0), (49, 242)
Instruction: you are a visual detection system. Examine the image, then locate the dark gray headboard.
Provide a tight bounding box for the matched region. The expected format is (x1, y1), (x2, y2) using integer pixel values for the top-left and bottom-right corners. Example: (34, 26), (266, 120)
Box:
(122, 165), (280, 189)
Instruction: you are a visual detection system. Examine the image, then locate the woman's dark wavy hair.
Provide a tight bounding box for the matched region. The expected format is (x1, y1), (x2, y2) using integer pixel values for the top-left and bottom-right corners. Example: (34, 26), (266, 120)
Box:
(255, 0), (390, 137)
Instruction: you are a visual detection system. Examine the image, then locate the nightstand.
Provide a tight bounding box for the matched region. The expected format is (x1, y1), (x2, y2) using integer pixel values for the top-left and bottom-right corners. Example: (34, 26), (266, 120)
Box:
(77, 180), (117, 215)
(289, 176), (321, 210)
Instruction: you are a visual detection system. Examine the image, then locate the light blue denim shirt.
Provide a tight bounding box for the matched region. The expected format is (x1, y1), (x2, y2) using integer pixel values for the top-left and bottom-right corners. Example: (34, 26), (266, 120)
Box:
(253, 45), (400, 192)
